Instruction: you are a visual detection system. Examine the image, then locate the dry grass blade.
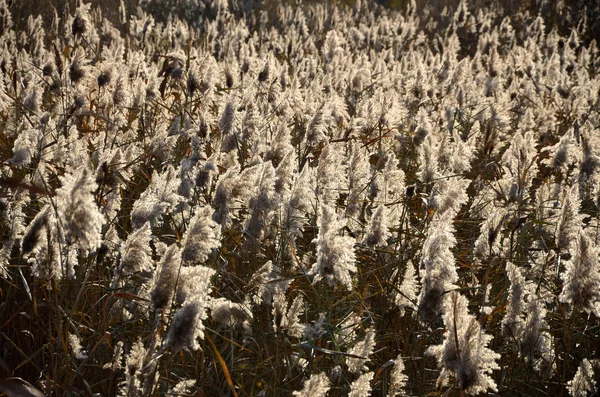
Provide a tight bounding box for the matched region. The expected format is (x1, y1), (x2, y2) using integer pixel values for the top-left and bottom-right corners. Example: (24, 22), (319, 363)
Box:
(205, 333), (238, 397)
(0, 377), (45, 397)
(295, 342), (368, 359)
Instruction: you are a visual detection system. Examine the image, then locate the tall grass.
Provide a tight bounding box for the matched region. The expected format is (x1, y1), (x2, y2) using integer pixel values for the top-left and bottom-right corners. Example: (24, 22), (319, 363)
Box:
(1, 0), (600, 395)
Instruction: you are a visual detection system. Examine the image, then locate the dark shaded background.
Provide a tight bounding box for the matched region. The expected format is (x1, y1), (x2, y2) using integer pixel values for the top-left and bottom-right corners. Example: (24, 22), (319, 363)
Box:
(6, 0), (600, 47)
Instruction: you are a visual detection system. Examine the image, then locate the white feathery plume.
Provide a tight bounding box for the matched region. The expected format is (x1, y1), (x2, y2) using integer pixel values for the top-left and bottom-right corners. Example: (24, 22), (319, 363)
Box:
(149, 244), (181, 310)
(417, 212), (459, 322)
(502, 261), (526, 339)
(556, 184), (584, 252)
(474, 208), (507, 258)
(119, 338), (147, 397)
(428, 177), (470, 220)
(212, 163), (261, 227)
(209, 297), (252, 332)
(10, 128), (41, 167)
(249, 260), (291, 305)
(363, 205), (391, 247)
(244, 161), (278, 241)
(175, 265), (215, 305)
(346, 326), (376, 374)
(281, 165), (314, 249)
(346, 141), (370, 221)
(416, 135), (440, 184)
(496, 130), (538, 204)
(309, 203), (356, 289)
(521, 288), (554, 375)
(578, 122), (600, 184)
(169, 379), (196, 395)
(292, 372), (330, 397)
(181, 205), (221, 265)
(567, 359), (598, 397)
(541, 128), (577, 179)
(388, 354), (409, 396)
(316, 143), (347, 205)
(348, 371), (374, 397)
(119, 222), (153, 275)
(426, 291), (500, 395)
(166, 300), (206, 352)
(559, 231), (600, 316)
(130, 165), (182, 228)
(395, 261), (419, 316)
(56, 166), (105, 252)
(68, 333), (88, 360)
(272, 288), (305, 338)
